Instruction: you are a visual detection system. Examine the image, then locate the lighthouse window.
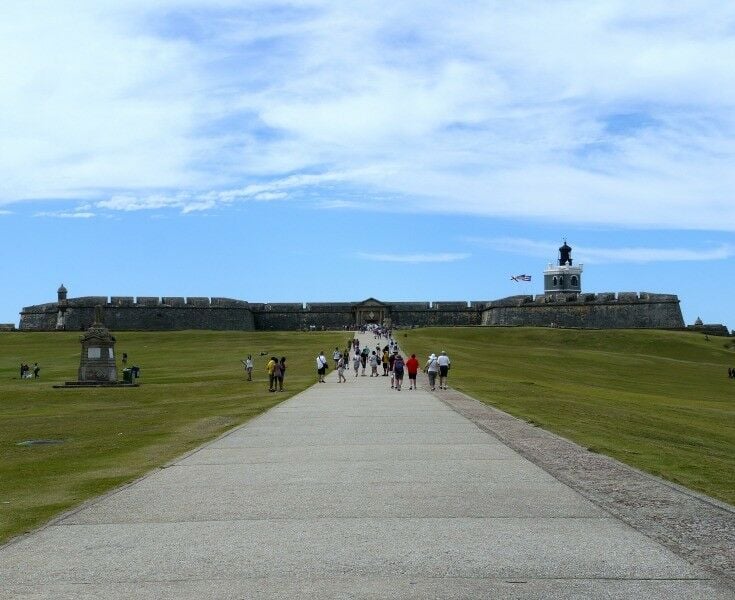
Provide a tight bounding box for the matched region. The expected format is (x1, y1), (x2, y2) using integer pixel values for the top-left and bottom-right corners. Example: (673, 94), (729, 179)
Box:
(571, 276), (578, 286)
(553, 276), (558, 286)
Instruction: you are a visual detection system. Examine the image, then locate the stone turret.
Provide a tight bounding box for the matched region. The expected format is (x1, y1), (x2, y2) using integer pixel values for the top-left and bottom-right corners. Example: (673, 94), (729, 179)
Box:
(56, 284), (69, 330)
(544, 240), (583, 295)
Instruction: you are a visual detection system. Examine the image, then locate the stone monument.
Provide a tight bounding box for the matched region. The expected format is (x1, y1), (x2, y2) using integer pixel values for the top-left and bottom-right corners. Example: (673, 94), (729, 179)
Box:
(77, 305), (117, 382)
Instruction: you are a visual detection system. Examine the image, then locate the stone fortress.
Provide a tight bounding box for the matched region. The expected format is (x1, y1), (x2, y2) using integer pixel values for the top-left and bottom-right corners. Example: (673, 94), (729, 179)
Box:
(18, 242), (700, 332)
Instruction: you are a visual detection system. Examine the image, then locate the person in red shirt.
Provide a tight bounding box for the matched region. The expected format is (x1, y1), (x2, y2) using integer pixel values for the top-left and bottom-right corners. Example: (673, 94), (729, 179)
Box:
(405, 353), (420, 390)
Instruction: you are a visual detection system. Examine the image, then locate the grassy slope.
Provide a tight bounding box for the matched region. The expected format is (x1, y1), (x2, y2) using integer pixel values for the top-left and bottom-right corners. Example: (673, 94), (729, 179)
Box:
(0, 330), (345, 543)
(400, 327), (735, 505)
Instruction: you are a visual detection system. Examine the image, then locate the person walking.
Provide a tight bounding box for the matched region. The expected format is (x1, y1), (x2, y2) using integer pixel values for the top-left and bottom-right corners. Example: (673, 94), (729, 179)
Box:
(382, 349), (389, 375)
(424, 353), (438, 391)
(337, 354), (347, 383)
(332, 347), (342, 369)
(360, 347), (369, 376)
(405, 354), (419, 390)
(352, 351), (361, 377)
(33, 363), (40, 379)
(317, 351), (328, 383)
(393, 354), (405, 391)
(437, 350), (451, 389)
(243, 355), (253, 381)
(277, 357), (286, 391)
(369, 351), (379, 377)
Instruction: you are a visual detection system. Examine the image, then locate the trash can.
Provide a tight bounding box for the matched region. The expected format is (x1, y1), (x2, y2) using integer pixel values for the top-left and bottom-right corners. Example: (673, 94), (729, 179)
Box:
(122, 368), (133, 384)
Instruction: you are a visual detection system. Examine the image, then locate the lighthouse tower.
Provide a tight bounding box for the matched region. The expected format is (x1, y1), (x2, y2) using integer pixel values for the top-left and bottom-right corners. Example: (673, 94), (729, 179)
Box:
(544, 241), (583, 295)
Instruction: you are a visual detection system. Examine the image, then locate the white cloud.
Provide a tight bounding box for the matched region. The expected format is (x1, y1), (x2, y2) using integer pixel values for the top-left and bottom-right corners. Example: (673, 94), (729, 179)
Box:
(95, 171), (349, 212)
(358, 252), (470, 264)
(464, 236), (735, 264)
(2, 2), (735, 229)
(34, 211), (96, 219)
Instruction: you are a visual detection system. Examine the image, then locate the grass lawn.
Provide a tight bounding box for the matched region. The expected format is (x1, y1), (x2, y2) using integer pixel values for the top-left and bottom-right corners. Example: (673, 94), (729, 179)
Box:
(0, 330), (345, 544)
(400, 327), (735, 505)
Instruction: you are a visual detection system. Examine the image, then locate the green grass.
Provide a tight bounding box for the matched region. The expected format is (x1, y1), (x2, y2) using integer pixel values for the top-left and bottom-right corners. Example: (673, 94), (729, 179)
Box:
(0, 330), (345, 543)
(399, 327), (735, 505)
(3, 327), (733, 544)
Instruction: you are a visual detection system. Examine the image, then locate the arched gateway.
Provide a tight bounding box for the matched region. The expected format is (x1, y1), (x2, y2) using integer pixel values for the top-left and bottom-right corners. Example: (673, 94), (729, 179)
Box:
(353, 298), (389, 326)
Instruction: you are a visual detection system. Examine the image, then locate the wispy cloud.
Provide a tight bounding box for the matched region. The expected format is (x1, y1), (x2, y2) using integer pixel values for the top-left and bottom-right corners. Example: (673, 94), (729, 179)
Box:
(580, 244), (735, 263)
(3, 2), (735, 229)
(0, 210), (12, 215)
(95, 171), (350, 212)
(34, 210), (96, 219)
(358, 252), (470, 263)
(464, 236), (735, 264)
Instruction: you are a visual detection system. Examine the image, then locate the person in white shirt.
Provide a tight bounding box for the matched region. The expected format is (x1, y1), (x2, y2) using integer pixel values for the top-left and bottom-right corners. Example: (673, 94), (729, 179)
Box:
(369, 351), (379, 376)
(436, 351), (451, 390)
(317, 351), (328, 383)
(333, 347), (343, 369)
(242, 355), (253, 381)
(424, 353), (438, 391)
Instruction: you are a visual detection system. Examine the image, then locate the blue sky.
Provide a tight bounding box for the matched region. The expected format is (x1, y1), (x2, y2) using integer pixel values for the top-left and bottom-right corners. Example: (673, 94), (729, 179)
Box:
(1, 1), (734, 329)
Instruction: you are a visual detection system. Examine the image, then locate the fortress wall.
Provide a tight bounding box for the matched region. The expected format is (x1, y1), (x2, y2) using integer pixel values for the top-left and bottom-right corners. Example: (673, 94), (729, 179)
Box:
(18, 291), (685, 332)
(482, 292), (684, 329)
(390, 303), (482, 327)
(211, 298), (250, 308)
(19, 297), (255, 331)
(162, 297), (186, 307)
(390, 302), (431, 310)
(254, 305), (353, 330)
(18, 308), (58, 330)
(111, 296), (135, 306)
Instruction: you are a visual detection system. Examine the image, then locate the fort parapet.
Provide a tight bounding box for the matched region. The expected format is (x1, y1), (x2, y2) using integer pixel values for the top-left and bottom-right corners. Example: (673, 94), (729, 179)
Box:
(482, 292), (685, 329)
(18, 290), (686, 331)
(20, 296), (255, 331)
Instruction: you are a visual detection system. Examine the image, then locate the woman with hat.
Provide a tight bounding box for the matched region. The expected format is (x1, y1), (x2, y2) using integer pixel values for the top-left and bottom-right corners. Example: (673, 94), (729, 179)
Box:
(424, 353), (438, 391)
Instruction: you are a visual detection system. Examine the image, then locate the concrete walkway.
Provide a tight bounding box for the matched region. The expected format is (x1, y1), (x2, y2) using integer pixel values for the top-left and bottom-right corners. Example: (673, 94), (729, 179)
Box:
(0, 335), (732, 599)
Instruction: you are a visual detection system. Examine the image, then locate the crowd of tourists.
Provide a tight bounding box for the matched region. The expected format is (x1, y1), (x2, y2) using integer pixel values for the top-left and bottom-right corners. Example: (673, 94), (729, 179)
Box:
(241, 333), (452, 393)
(318, 336), (451, 392)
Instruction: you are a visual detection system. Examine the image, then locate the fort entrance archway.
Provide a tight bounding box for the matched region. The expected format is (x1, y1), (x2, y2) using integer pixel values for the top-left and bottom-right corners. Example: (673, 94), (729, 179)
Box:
(353, 298), (389, 327)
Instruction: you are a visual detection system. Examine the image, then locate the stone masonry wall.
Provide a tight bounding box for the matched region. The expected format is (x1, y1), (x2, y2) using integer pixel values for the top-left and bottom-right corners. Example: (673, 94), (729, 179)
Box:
(390, 302), (483, 327)
(481, 293), (685, 329)
(19, 292), (686, 331)
(20, 297), (255, 331)
(251, 303), (354, 330)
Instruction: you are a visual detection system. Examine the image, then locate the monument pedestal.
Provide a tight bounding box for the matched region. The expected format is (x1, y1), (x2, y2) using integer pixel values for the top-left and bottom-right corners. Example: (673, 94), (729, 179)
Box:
(55, 306), (139, 388)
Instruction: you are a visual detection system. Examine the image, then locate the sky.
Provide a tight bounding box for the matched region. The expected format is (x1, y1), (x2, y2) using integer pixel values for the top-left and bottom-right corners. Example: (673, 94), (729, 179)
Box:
(1, 1), (734, 330)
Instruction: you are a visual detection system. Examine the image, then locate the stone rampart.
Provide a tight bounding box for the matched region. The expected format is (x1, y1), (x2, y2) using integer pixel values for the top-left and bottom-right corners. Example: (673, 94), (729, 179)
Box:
(19, 297), (255, 331)
(390, 302), (481, 327)
(18, 291), (687, 331)
(482, 292), (685, 329)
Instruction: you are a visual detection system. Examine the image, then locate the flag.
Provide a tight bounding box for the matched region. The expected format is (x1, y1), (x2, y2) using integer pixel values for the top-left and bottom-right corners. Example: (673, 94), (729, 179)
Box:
(511, 274), (532, 282)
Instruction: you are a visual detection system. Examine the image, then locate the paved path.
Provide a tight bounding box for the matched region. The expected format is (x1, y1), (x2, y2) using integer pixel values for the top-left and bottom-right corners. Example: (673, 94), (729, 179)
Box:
(0, 335), (732, 599)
